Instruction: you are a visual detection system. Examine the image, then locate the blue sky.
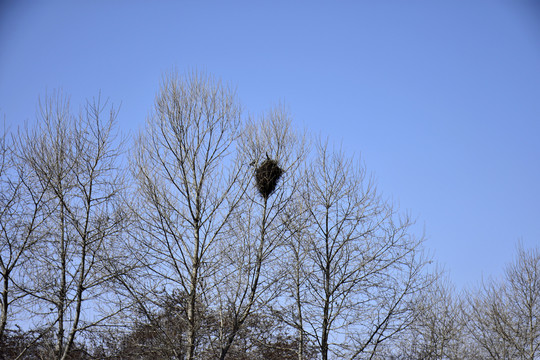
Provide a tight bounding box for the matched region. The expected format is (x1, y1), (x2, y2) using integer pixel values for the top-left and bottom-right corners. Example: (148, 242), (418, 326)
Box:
(1, 0), (539, 290)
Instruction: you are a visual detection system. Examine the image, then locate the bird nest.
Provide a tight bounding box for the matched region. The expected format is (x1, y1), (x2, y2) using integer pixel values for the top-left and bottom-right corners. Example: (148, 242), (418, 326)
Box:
(255, 158), (284, 199)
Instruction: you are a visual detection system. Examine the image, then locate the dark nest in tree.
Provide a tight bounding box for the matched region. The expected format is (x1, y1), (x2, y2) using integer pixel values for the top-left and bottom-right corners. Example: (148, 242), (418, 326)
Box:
(255, 158), (284, 199)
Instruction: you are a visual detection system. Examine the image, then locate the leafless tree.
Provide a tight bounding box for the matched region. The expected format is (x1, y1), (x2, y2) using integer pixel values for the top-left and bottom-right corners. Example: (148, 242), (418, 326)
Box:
(19, 91), (127, 360)
(212, 105), (307, 359)
(392, 272), (467, 359)
(0, 124), (48, 350)
(285, 140), (430, 360)
(466, 244), (540, 360)
(131, 70), (245, 360)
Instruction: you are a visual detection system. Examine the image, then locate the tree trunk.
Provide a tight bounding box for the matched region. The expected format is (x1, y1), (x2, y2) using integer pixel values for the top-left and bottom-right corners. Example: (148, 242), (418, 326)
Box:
(56, 201), (67, 360)
(186, 222), (201, 360)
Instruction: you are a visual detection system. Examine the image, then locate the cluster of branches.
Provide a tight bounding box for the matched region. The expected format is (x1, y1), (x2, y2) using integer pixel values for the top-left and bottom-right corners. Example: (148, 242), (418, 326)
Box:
(386, 243), (540, 360)
(1, 92), (128, 360)
(1, 71), (537, 360)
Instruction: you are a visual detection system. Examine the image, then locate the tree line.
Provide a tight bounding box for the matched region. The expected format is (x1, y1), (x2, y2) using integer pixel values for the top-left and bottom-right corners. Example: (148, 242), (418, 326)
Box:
(1, 71), (538, 359)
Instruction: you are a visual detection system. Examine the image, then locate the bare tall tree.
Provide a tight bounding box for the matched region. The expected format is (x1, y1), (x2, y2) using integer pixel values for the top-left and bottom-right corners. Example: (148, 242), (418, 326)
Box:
(393, 273), (466, 359)
(466, 244), (540, 360)
(20, 92), (127, 360)
(0, 125), (48, 348)
(288, 140), (429, 360)
(131, 71), (245, 360)
(213, 105), (307, 359)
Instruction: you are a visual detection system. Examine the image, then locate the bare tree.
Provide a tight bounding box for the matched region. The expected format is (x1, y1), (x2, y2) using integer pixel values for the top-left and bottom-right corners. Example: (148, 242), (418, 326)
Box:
(212, 105), (307, 359)
(19, 91), (127, 360)
(391, 273), (468, 360)
(0, 124), (48, 350)
(466, 244), (540, 360)
(285, 140), (430, 360)
(131, 70), (245, 360)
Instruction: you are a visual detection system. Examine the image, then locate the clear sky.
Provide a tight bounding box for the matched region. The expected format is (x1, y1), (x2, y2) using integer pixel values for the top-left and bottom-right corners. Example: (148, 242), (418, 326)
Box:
(1, 0), (539, 290)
